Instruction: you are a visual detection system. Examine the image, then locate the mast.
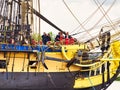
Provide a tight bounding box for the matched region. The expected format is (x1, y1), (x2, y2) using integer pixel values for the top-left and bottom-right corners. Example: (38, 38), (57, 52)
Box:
(28, 5), (66, 35)
(38, 0), (41, 42)
(38, 0), (40, 35)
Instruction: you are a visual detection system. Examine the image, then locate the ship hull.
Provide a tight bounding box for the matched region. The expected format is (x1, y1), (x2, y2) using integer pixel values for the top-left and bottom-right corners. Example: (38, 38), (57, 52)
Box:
(0, 66), (119, 90)
(75, 65), (120, 90)
(0, 43), (120, 90)
(0, 72), (75, 90)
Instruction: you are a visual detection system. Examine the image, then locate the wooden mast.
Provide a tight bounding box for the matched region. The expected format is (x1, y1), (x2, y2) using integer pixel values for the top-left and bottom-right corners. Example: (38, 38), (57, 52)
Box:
(38, 0), (40, 36)
(38, 0), (41, 42)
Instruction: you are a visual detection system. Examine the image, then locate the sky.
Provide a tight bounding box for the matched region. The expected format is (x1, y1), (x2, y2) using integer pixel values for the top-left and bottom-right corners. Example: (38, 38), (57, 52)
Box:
(33, 0), (120, 42)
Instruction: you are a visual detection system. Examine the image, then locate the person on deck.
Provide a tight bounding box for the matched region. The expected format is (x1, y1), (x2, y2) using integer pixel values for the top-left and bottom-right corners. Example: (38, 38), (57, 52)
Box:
(10, 31), (15, 44)
(55, 32), (60, 41)
(99, 28), (106, 54)
(46, 33), (51, 42)
(42, 32), (47, 45)
(99, 28), (111, 54)
(65, 32), (70, 45)
(46, 33), (52, 45)
(106, 31), (111, 50)
(59, 32), (64, 44)
(69, 36), (75, 45)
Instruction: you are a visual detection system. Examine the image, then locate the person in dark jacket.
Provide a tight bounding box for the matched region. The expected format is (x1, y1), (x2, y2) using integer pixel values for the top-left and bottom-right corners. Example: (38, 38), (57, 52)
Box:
(99, 28), (106, 54)
(106, 31), (111, 50)
(46, 33), (51, 42)
(55, 32), (60, 41)
(99, 28), (111, 54)
(42, 32), (47, 45)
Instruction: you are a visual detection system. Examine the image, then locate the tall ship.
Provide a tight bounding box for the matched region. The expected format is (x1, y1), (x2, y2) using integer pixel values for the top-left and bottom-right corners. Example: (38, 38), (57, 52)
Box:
(0, 0), (120, 90)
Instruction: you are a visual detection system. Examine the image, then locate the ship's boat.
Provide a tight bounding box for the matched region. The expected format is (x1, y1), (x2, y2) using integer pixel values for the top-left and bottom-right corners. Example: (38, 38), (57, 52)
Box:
(0, 0), (120, 90)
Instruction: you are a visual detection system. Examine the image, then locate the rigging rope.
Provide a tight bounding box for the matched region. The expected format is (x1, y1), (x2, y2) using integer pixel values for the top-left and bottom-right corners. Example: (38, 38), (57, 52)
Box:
(62, 0), (93, 38)
(78, 0), (117, 42)
(8, 0), (13, 27)
(12, 1), (16, 23)
(0, 0), (4, 23)
(95, 0), (120, 41)
(0, 0), (4, 16)
(70, 0), (107, 35)
(17, 0), (20, 25)
(2, 0), (8, 33)
(93, 0), (117, 33)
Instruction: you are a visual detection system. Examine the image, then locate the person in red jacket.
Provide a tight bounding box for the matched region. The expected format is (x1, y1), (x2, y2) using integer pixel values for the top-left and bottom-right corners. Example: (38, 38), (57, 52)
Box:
(65, 32), (70, 45)
(59, 32), (64, 44)
(69, 36), (75, 45)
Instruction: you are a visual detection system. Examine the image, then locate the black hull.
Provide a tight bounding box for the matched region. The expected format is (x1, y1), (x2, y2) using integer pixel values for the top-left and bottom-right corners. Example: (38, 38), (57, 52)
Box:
(0, 66), (120, 90)
(0, 72), (75, 90)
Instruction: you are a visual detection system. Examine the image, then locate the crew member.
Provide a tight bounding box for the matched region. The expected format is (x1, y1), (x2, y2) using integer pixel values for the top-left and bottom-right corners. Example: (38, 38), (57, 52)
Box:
(42, 32), (47, 45)
(99, 28), (106, 54)
(69, 36), (75, 45)
(106, 31), (111, 50)
(99, 28), (111, 54)
(55, 32), (60, 41)
(59, 32), (64, 44)
(65, 32), (70, 45)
